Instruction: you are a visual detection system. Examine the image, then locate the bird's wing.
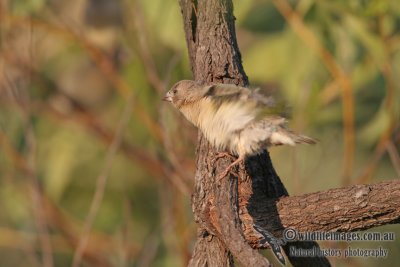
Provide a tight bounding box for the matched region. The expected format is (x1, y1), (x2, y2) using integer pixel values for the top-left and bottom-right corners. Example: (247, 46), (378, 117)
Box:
(205, 84), (263, 104)
(204, 84), (286, 119)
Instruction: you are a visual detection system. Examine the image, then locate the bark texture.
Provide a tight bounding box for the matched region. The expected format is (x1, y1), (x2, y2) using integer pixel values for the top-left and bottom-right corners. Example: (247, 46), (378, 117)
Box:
(178, 0), (398, 267)
(244, 180), (400, 246)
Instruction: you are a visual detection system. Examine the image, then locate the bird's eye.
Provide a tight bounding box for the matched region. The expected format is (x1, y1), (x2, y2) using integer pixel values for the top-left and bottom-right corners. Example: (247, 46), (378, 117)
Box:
(172, 89), (177, 94)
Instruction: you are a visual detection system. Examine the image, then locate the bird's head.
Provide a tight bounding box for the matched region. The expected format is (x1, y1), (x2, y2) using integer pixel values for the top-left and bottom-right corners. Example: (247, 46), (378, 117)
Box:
(163, 80), (205, 108)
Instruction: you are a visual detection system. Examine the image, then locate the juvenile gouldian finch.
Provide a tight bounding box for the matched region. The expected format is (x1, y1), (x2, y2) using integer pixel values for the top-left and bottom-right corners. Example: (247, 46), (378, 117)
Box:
(163, 80), (316, 179)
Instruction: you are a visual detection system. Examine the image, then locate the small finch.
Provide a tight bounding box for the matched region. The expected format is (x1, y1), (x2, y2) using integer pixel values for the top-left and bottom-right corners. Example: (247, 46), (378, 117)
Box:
(163, 80), (316, 179)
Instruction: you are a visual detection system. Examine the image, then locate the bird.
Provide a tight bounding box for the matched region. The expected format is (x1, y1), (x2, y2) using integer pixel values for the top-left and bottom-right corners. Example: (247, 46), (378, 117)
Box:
(163, 80), (316, 180)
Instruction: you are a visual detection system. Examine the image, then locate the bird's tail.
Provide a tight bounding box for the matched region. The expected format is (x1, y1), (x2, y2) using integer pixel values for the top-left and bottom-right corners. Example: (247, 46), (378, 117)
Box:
(291, 133), (317, 145)
(270, 128), (317, 146)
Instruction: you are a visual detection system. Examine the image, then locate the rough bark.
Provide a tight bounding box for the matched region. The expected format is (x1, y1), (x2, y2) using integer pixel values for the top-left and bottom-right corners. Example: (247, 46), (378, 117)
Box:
(241, 179), (400, 246)
(177, 0), (399, 267)
(188, 230), (234, 267)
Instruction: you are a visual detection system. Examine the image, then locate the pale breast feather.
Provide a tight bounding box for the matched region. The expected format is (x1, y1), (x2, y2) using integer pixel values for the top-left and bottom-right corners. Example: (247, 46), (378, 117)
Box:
(197, 98), (257, 151)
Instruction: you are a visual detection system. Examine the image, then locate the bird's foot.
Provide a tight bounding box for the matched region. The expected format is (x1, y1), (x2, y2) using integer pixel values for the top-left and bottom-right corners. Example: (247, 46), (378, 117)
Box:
(216, 157), (244, 182)
(212, 151), (236, 162)
(210, 152), (235, 169)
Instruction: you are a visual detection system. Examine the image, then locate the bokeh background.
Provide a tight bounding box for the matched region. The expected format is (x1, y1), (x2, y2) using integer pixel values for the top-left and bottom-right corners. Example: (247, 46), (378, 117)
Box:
(0, 0), (399, 266)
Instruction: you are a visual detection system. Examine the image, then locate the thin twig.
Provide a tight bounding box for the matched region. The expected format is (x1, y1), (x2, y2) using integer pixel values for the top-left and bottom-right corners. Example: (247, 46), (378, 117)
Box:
(355, 128), (397, 184)
(136, 231), (161, 267)
(28, 111), (53, 258)
(5, 68), (54, 267)
(44, 98), (191, 195)
(26, 120), (54, 267)
(128, 3), (196, 186)
(0, 127), (116, 266)
(5, 20), (54, 266)
(130, 0), (165, 94)
(386, 141), (400, 177)
(71, 93), (135, 267)
(0, 13), (163, 142)
(0, 14), (193, 194)
(355, 142), (387, 184)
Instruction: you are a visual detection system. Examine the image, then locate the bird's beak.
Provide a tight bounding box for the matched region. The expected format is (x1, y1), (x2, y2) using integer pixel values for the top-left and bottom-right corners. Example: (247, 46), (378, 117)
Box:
(163, 92), (172, 102)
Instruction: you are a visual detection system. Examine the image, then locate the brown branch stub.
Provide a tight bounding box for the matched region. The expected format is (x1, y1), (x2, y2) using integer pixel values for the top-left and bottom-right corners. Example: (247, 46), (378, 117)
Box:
(277, 180), (400, 233)
(235, 179), (400, 248)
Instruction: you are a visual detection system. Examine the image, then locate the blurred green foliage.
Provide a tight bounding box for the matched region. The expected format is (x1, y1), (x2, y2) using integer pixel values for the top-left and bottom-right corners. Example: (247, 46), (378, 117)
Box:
(0, 0), (399, 266)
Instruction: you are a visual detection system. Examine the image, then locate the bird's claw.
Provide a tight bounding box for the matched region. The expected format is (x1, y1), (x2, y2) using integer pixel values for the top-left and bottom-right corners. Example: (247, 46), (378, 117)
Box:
(216, 152), (236, 159)
(211, 152), (236, 165)
(216, 168), (240, 182)
(216, 157), (244, 182)
(216, 167), (232, 182)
